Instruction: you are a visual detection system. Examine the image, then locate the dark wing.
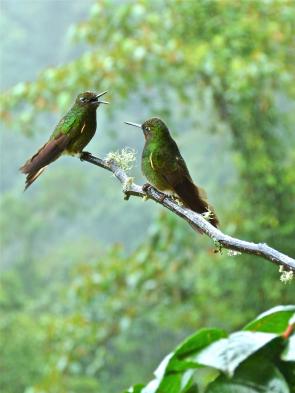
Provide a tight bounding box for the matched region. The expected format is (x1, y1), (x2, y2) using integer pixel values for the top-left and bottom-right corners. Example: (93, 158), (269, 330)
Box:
(152, 146), (219, 227)
(20, 134), (70, 190)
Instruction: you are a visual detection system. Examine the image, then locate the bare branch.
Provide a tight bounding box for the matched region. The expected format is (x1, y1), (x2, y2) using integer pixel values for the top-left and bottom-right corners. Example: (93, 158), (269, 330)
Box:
(80, 153), (295, 272)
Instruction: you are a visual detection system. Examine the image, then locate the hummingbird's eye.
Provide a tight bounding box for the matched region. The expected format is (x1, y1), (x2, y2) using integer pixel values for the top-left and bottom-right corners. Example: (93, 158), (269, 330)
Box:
(146, 126), (151, 132)
(80, 96), (87, 103)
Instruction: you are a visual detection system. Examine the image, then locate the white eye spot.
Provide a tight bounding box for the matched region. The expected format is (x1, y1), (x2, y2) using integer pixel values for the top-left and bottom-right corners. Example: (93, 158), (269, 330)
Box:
(146, 126), (150, 132)
(80, 97), (87, 103)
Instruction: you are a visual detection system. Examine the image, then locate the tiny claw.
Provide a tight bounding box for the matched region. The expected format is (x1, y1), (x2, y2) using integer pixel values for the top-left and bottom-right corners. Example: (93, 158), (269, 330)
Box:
(142, 183), (166, 202)
(124, 193), (130, 201)
(142, 183), (152, 193)
(80, 151), (92, 161)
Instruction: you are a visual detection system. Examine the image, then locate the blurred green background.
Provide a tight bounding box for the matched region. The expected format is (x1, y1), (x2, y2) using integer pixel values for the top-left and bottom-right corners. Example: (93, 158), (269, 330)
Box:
(0, 1), (294, 392)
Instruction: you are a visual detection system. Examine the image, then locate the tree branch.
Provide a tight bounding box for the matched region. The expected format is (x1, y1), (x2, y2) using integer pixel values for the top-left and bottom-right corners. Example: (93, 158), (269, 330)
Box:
(80, 153), (295, 272)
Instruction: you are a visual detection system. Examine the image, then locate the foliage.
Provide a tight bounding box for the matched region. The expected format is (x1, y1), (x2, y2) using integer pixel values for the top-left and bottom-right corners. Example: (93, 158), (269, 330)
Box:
(124, 306), (295, 393)
(1, 214), (294, 393)
(0, 313), (46, 393)
(1, 1), (295, 393)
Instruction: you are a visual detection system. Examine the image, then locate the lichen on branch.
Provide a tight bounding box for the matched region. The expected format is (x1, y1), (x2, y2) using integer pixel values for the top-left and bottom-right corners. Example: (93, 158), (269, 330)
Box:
(106, 147), (136, 172)
(80, 153), (295, 274)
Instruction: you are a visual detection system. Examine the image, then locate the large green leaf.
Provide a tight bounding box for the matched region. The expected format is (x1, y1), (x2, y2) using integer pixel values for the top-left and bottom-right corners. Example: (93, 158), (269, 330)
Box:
(281, 335), (295, 362)
(192, 331), (277, 376)
(166, 328), (226, 373)
(140, 370), (194, 393)
(126, 329), (216, 393)
(205, 357), (290, 393)
(244, 306), (295, 334)
(174, 328), (227, 358)
(122, 309), (293, 393)
(142, 329), (226, 382)
(185, 384), (199, 393)
(125, 384), (145, 393)
(155, 370), (194, 393)
(278, 362), (295, 391)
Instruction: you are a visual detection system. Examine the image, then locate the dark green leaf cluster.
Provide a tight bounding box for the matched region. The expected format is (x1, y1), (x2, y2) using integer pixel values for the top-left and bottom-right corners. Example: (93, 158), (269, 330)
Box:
(125, 306), (295, 393)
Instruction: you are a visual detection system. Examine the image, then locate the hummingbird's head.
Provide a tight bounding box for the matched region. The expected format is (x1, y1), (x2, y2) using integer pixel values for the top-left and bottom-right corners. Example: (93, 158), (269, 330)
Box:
(76, 91), (109, 108)
(125, 117), (169, 140)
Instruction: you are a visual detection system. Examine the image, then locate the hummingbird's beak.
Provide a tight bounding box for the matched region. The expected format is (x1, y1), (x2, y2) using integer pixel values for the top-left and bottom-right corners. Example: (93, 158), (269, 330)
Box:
(96, 90), (109, 104)
(124, 121), (142, 129)
(96, 90), (108, 99)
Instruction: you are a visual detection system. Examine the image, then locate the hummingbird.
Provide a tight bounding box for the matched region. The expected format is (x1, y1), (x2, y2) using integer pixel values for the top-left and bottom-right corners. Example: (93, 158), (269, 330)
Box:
(125, 117), (219, 228)
(20, 91), (108, 190)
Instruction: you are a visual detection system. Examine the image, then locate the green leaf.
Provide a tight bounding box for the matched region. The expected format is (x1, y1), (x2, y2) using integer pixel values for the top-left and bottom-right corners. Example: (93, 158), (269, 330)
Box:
(154, 353), (174, 381)
(185, 384), (199, 393)
(145, 329), (226, 380)
(174, 328), (227, 358)
(281, 335), (295, 362)
(193, 331), (277, 376)
(278, 362), (295, 391)
(205, 357), (290, 393)
(288, 314), (295, 325)
(124, 384), (145, 393)
(156, 370), (194, 393)
(166, 358), (199, 373)
(139, 354), (197, 393)
(244, 306), (295, 334)
(166, 329), (227, 373)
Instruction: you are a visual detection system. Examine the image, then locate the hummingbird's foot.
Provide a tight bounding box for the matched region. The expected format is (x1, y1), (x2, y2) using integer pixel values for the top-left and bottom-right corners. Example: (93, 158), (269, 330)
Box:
(80, 151), (92, 161)
(142, 183), (153, 193)
(142, 183), (167, 202)
(158, 193), (166, 203)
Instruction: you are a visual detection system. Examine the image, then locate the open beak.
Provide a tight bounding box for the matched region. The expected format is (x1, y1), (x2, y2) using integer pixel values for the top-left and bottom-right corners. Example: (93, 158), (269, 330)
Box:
(124, 121), (142, 129)
(96, 90), (109, 104)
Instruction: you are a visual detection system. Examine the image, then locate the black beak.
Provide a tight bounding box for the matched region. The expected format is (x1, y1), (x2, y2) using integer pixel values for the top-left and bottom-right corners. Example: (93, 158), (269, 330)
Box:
(124, 121), (142, 129)
(95, 90), (109, 104)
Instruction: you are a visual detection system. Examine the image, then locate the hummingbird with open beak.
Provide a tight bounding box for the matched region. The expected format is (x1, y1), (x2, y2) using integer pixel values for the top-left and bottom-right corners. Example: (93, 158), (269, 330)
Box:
(20, 91), (108, 190)
(125, 117), (219, 228)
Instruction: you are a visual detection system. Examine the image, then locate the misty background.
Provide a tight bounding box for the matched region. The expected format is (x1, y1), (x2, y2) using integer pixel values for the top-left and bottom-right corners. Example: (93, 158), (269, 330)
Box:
(0, 1), (294, 392)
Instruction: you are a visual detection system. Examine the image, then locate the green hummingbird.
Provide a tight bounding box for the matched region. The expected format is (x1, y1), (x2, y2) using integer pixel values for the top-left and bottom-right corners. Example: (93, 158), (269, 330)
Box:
(125, 117), (219, 227)
(20, 91), (108, 190)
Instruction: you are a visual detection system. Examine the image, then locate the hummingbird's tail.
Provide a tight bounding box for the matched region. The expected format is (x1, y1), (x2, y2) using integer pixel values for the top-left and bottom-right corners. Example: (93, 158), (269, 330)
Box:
(174, 178), (219, 228)
(20, 134), (69, 190)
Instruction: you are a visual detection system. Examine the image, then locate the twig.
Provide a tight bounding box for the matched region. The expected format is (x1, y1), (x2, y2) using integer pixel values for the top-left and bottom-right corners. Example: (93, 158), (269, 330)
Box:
(80, 153), (295, 272)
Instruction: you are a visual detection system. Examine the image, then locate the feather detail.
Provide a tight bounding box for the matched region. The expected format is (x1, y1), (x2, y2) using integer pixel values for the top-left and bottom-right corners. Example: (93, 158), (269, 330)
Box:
(20, 134), (70, 190)
(173, 177), (219, 228)
(149, 152), (155, 170)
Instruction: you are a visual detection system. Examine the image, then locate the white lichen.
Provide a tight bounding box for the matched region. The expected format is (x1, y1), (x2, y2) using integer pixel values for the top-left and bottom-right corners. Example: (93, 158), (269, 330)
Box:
(227, 250), (242, 257)
(106, 147), (136, 172)
(123, 176), (134, 193)
(279, 266), (294, 283)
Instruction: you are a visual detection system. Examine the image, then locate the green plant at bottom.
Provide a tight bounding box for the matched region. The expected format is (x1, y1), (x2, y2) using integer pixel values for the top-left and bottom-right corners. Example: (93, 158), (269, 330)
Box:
(123, 305), (295, 393)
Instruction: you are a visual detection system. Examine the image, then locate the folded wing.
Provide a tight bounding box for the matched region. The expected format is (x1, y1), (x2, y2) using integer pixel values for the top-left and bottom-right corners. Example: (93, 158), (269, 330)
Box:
(153, 148), (219, 228)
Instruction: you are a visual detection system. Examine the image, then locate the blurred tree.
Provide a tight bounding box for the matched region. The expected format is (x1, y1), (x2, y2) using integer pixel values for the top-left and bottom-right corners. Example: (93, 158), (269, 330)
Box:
(2, 213), (292, 393)
(0, 314), (45, 393)
(1, 0), (294, 247)
(0, 1), (294, 392)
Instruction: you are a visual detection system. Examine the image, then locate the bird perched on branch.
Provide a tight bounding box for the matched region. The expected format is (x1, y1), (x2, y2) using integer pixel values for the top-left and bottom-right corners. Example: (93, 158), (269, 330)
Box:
(125, 117), (219, 228)
(20, 91), (108, 190)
